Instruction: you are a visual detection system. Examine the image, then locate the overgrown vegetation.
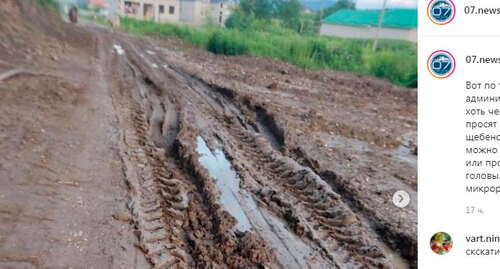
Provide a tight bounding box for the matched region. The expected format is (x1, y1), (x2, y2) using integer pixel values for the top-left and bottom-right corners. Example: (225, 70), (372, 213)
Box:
(321, 0), (356, 19)
(225, 0), (302, 31)
(207, 32), (249, 55)
(77, 4), (102, 13)
(120, 17), (417, 88)
(80, 14), (108, 25)
(36, 0), (60, 11)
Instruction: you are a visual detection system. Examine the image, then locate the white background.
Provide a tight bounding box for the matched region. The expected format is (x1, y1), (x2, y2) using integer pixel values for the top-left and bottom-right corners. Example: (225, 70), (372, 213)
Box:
(419, 0), (500, 268)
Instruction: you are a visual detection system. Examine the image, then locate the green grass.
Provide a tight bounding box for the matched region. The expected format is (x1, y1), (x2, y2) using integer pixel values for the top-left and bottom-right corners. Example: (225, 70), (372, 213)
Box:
(80, 14), (109, 25)
(119, 17), (417, 88)
(36, 0), (60, 11)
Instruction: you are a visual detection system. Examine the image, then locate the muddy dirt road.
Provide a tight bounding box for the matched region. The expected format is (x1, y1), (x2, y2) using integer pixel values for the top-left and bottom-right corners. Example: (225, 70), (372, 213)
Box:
(0, 2), (416, 268)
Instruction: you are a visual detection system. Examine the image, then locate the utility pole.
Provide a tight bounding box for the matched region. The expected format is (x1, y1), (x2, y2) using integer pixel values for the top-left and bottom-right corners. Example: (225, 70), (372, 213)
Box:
(372, 0), (388, 52)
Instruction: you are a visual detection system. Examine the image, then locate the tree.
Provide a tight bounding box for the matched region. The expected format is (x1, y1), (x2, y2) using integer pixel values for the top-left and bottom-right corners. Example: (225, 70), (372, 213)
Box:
(226, 0), (302, 30)
(225, 7), (256, 29)
(322, 0), (356, 19)
(277, 0), (302, 29)
(239, 0), (278, 20)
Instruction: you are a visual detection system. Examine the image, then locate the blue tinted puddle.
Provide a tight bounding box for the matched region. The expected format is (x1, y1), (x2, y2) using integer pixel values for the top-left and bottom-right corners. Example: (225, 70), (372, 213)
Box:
(195, 138), (408, 268)
(196, 136), (253, 232)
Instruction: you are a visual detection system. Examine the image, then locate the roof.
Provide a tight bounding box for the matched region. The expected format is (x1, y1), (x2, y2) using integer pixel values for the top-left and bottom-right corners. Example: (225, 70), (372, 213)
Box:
(323, 9), (417, 29)
(210, 0), (234, 3)
(88, 0), (105, 7)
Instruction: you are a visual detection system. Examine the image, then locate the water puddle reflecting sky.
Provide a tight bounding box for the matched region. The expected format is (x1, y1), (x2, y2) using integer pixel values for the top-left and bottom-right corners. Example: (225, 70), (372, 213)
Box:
(196, 136), (252, 232)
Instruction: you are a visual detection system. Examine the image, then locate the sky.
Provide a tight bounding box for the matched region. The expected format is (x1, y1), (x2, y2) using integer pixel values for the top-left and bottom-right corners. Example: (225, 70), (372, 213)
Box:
(356, 0), (418, 9)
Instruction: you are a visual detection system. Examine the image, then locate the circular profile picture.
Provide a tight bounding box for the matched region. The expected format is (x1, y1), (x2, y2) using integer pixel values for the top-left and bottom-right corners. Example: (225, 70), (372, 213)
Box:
(427, 50), (456, 79)
(427, 0), (456, 25)
(430, 232), (453, 255)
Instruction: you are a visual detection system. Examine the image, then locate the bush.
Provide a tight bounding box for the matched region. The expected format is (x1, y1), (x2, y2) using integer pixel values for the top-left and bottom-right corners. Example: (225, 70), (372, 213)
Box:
(207, 32), (249, 55)
(225, 10), (255, 30)
(368, 50), (417, 88)
(329, 40), (363, 71)
(375, 39), (417, 52)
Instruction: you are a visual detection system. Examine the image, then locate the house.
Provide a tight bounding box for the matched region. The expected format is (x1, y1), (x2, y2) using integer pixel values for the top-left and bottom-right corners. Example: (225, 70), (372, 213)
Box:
(119, 0), (234, 25)
(89, 0), (106, 7)
(320, 9), (417, 43)
(302, 6), (313, 14)
(209, 0), (233, 25)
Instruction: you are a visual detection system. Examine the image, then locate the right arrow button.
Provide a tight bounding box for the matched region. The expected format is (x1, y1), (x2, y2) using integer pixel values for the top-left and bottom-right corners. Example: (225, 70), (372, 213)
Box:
(392, 190), (410, 208)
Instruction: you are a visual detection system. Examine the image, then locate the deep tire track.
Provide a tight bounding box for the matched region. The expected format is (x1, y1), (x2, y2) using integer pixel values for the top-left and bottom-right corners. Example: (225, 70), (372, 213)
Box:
(101, 33), (277, 268)
(98, 31), (404, 268)
(103, 38), (192, 268)
(155, 58), (413, 268)
(223, 122), (394, 269)
(125, 40), (396, 268)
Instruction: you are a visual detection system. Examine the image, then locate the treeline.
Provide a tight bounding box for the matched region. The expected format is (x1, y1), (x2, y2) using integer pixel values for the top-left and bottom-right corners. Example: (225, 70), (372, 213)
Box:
(225, 0), (302, 30)
(225, 0), (356, 32)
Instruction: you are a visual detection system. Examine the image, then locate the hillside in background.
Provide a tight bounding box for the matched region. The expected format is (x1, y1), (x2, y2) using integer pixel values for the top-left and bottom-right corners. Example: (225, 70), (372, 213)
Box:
(300, 0), (336, 10)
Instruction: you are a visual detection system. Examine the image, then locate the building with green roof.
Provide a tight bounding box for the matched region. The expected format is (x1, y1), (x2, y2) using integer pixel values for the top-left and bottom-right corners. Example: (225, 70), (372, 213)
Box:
(320, 9), (417, 42)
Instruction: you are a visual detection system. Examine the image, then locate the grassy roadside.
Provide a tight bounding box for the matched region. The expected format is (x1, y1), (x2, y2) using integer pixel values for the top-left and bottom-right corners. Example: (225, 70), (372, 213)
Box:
(35, 0), (60, 11)
(121, 17), (417, 88)
(80, 14), (108, 25)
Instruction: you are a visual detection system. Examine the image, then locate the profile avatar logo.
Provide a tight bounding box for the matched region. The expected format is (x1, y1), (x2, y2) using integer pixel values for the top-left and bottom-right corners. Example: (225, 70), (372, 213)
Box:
(430, 232), (453, 255)
(427, 50), (456, 79)
(427, 0), (456, 25)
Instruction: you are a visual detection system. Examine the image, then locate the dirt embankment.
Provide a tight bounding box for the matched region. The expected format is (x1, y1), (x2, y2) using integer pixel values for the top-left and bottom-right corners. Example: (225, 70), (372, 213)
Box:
(0, 0), (93, 70)
(1, 1), (150, 268)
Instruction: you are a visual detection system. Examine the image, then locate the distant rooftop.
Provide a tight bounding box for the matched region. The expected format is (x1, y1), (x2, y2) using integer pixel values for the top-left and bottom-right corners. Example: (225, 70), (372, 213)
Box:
(323, 9), (418, 29)
(210, 0), (233, 2)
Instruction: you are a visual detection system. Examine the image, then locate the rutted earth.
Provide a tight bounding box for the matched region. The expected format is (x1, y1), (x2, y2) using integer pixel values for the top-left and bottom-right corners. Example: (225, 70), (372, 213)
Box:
(0, 2), (417, 269)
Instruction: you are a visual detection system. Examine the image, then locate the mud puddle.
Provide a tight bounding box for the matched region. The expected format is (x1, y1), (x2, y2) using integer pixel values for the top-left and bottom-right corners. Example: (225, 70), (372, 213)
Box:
(113, 44), (125, 55)
(379, 243), (410, 269)
(255, 207), (334, 269)
(353, 198), (410, 269)
(393, 145), (417, 168)
(196, 136), (336, 268)
(318, 133), (416, 168)
(196, 136), (252, 232)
